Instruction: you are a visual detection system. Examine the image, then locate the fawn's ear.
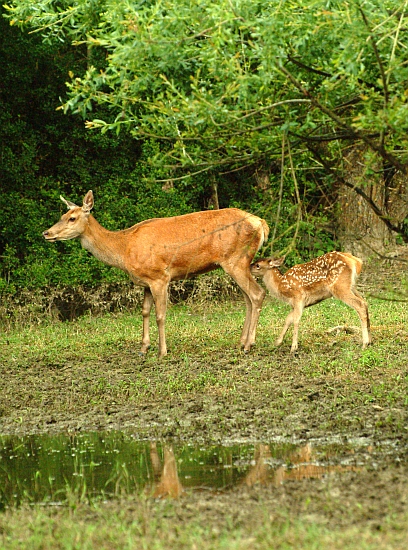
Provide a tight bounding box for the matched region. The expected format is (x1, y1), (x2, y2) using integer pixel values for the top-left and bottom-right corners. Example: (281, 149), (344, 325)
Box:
(268, 257), (285, 268)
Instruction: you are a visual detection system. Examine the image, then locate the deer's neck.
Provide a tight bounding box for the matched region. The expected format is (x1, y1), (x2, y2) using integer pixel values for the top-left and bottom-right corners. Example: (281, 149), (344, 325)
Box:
(270, 268), (284, 284)
(264, 268), (286, 298)
(80, 216), (128, 271)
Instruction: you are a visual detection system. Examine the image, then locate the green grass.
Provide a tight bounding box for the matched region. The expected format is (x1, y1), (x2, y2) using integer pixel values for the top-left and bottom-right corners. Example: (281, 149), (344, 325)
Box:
(2, 294), (406, 362)
(0, 496), (407, 550)
(1, 297), (407, 413)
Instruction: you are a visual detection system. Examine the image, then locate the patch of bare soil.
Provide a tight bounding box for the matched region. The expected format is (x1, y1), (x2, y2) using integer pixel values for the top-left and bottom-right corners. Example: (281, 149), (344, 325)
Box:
(0, 342), (406, 443)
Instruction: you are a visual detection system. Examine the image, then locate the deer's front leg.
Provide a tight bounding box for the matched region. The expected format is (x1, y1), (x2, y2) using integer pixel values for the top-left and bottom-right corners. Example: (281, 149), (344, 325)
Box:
(276, 310), (294, 347)
(150, 281), (169, 358)
(290, 303), (304, 353)
(140, 287), (154, 354)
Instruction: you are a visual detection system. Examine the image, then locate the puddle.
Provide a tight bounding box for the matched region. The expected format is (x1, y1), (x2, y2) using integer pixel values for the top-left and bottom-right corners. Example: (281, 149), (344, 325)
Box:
(0, 431), (402, 509)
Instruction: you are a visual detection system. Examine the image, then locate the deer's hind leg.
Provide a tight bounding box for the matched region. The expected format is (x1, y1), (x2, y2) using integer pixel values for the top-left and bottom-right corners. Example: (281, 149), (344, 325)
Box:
(223, 261), (265, 352)
(333, 288), (371, 348)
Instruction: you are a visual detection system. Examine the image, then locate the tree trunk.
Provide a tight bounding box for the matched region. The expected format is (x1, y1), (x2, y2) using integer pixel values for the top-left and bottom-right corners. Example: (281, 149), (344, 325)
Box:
(385, 169), (408, 233)
(337, 146), (398, 258)
(208, 176), (220, 210)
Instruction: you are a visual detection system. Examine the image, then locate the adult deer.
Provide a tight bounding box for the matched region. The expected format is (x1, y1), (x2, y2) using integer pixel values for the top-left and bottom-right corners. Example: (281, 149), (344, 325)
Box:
(250, 251), (371, 353)
(43, 191), (269, 357)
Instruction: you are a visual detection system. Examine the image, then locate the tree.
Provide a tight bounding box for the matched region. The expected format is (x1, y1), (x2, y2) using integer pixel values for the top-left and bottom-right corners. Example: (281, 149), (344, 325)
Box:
(0, 4), (192, 292)
(5, 0), (408, 252)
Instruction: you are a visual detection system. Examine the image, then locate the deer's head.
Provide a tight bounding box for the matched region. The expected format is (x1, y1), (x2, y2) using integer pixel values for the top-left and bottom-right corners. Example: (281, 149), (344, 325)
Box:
(43, 190), (94, 242)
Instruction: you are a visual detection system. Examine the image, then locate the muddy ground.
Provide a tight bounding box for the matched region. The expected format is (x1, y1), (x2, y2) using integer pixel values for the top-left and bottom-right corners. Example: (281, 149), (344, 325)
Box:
(1, 353), (408, 541)
(1, 255), (408, 542)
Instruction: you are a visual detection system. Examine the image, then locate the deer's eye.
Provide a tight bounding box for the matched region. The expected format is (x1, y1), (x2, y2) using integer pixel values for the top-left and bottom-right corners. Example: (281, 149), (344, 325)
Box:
(69, 217), (76, 222)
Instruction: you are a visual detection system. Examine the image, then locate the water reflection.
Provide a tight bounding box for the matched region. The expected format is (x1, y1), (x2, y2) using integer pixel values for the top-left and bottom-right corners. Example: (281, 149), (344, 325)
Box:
(0, 432), (382, 509)
(243, 443), (360, 488)
(150, 443), (184, 498)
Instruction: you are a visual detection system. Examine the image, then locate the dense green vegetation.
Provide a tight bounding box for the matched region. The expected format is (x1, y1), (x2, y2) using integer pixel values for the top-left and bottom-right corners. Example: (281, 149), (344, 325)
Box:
(1, 1), (407, 296)
(0, 8), (192, 291)
(0, 3), (306, 292)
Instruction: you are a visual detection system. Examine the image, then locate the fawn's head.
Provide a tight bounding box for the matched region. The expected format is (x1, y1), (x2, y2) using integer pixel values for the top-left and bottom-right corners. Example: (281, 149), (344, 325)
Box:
(250, 256), (285, 276)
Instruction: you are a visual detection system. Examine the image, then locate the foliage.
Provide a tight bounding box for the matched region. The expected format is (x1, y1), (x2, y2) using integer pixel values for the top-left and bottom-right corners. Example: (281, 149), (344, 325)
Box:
(0, 9), (191, 291)
(5, 1), (408, 176)
(0, 149), (193, 291)
(2, 1), (408, 293)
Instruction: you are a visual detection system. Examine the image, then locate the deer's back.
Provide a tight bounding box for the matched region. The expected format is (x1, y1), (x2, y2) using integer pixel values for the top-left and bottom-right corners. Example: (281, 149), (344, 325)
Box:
(123, 208), (267, 280)
(280, 251), (358, 291)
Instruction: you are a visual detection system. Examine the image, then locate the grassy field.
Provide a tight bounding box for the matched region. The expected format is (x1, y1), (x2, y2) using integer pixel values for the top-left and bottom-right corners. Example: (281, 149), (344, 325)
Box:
(1, 276), (408, 549)
(1, 294), (407, 432)
(1, 496), (408, 550)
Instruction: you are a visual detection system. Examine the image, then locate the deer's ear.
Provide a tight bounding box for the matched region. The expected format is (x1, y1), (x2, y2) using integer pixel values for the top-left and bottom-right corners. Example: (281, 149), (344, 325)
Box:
(82, 190), (94, 213)
(268, 257), (285, 268)
(60, 196), (78, 210)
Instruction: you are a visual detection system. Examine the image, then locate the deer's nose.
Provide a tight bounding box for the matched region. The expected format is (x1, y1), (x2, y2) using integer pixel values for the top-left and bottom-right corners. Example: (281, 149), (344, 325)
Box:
(43, 230), (54, 240)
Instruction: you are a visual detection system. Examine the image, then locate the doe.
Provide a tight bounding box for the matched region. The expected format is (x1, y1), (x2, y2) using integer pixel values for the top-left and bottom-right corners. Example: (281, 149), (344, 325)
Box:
(43, 191), (269, 358)
(250, 251), (372, 353)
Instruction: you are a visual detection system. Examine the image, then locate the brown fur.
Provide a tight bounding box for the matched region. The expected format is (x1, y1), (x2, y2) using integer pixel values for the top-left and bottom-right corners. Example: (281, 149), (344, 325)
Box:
(251, 251), (371, 352)
(43, 191), (269, 357)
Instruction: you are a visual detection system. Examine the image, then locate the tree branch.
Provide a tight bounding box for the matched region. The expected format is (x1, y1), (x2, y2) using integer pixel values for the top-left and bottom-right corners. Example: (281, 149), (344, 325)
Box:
(306, 144), (408, 241)
(279, 64), (407, 175)
(286, 55), (332, 78)
(358, 6), (389, 106)
(358, 5), (389, 148)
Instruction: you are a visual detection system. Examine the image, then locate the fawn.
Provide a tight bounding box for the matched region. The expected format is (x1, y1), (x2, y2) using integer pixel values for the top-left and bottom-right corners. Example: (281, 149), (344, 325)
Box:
(250, 252), (372, 352)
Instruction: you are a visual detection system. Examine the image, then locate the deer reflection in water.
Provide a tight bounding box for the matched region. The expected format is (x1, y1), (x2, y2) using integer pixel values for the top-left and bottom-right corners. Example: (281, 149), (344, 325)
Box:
(144, 442), (361, 499)
(149, 442), (184, 499)
(244, 443), (361, 488)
